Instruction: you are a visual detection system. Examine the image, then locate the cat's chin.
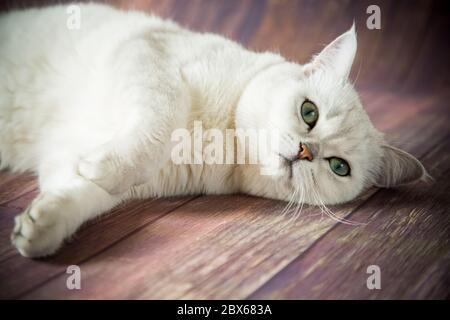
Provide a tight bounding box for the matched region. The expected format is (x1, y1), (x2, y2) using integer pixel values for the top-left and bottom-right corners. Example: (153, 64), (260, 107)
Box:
(269, 154), (298, 190)
(278, 155), (293, 180)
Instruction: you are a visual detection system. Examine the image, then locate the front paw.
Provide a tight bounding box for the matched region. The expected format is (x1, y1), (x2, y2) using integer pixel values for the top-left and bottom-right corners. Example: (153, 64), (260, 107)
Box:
(78, 152), (132, 195)
(11, 196), (66, 258)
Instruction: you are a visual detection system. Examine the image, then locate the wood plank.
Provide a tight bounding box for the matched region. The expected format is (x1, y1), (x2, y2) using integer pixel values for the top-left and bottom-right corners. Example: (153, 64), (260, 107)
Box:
(402, 0), (450, 92)
(21, 90), (448, 299)
(0, 196), (195, 299)
(0, 171), (37, 207)
(250, 138), (450, 299)
(20, 195), (367, 299)
(0, 206), (21, 263)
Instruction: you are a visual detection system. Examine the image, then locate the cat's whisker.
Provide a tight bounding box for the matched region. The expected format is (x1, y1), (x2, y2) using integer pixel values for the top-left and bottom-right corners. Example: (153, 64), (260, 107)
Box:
(286, 193), (302, 225)
(293, 169), (306, 220)
(319, 198), (363, 225)
(276, 185), (302, 233)
(309, 170), (365, 226)
(351, 56), (363, 88)
(279, 188), (297, 218)
(282, 167), (307, 228)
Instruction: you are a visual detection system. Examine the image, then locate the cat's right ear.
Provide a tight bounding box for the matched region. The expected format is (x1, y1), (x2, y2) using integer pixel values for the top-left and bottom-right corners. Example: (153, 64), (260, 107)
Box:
(303, 23), (357, 80)
(374, 145), (428, 188)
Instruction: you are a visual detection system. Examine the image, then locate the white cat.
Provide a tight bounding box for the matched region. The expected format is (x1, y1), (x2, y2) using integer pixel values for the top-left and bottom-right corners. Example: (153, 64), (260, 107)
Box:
(0, 4), (426, 257)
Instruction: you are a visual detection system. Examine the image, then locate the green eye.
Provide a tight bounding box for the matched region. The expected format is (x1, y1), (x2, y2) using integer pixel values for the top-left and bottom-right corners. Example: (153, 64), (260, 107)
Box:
(301, 100), (319, 127)
(329, 157), (350, 176)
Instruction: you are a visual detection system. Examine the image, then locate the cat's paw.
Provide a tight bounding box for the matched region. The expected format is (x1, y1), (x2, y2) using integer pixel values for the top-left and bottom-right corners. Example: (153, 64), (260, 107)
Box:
(11, 195), (66, 258)
(78, 152), (131, 195)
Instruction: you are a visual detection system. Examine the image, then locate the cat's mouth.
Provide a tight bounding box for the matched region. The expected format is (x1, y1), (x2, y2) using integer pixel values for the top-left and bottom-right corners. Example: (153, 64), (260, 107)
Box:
(278, 153), (296, 180)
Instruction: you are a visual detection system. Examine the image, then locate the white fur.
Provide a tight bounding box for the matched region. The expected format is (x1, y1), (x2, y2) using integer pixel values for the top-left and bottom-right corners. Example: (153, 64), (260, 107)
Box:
(0, 4), (425, 257)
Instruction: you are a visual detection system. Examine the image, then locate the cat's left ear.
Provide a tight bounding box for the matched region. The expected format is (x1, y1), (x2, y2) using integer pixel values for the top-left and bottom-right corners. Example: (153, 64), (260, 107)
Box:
(374, 145), (428, 188)
(304, 23), (357, 79)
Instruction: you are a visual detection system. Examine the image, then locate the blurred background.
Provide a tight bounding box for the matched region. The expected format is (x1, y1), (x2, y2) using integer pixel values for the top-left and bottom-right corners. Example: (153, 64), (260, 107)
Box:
(1, 0), (449, 94)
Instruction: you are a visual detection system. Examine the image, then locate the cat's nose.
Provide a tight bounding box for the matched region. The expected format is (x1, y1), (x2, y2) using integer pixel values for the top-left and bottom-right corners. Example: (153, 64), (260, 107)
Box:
(298, 143), (313, 161)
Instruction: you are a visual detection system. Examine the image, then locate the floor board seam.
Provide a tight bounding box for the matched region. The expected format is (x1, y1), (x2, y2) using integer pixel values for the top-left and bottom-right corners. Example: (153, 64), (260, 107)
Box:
(13, 195), (201, 299)
(0, 187), (38, 208)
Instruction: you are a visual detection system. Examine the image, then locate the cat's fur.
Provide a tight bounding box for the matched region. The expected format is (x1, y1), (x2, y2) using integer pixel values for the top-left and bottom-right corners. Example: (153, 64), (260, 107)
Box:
(0, 4), (426, 257)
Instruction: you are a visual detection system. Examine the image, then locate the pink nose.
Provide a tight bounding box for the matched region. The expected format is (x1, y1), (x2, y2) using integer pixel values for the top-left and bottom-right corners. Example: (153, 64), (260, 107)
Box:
(298, 143), (313, 161)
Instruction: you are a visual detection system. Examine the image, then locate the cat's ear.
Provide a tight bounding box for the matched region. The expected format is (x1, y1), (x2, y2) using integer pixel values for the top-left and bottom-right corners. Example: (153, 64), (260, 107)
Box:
(375, 145), (427, 188)
(304, 23), (357, 79)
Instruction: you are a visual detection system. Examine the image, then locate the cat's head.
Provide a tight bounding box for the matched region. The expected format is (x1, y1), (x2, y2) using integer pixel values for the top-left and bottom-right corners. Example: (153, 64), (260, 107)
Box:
(237, 25), (427, 205)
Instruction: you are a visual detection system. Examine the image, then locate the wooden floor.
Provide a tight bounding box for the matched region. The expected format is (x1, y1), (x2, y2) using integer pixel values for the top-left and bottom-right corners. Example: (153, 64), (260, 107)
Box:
(0, 0), (449, 299)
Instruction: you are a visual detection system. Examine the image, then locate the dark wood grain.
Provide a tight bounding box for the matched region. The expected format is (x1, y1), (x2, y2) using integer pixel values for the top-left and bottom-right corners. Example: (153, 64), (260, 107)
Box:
(21, 194), (368, 299)
(0, 205), (21, 262)
(0, 0), (448, 299)
(0, 172), (37, 207)
(0, 196), (195, 299)
(250, 139), (450, 299)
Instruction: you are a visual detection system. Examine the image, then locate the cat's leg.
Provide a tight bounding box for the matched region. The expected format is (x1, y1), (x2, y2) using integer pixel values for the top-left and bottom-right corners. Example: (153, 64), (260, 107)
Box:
(78, 40), (190, 194)
(11, 160), (125, 257)
(77, 91), (188, 194)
